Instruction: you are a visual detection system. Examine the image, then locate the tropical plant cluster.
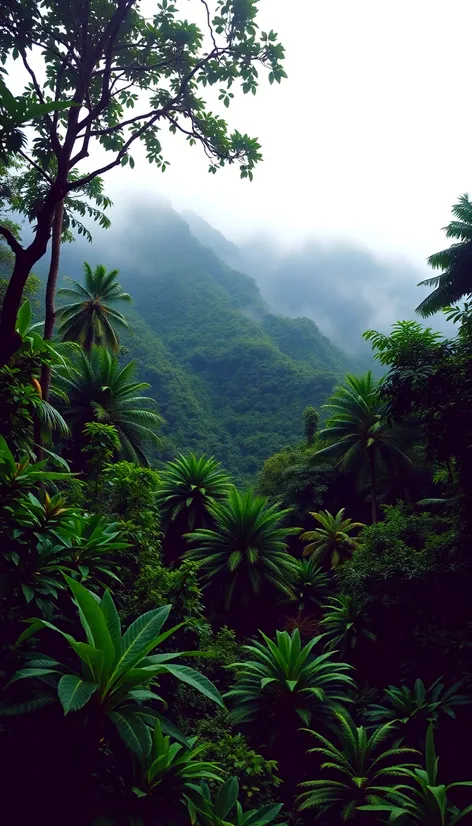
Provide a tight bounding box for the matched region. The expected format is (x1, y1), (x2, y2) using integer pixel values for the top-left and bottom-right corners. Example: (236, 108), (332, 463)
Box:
(1, 3), (472, 824)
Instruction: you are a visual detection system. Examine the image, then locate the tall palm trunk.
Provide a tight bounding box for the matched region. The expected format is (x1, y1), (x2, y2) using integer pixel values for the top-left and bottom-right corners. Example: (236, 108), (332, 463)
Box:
(369, 448), (377, 523)
(40, 199), (64, 402)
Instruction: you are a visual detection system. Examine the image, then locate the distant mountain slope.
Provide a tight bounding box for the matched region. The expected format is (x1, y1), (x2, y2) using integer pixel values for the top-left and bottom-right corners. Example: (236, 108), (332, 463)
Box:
(46, 202), (356, 482)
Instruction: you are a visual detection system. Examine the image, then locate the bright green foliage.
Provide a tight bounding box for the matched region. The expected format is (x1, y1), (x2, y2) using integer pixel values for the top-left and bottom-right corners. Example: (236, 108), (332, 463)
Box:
(7, 490), (73, 537)
(193, 777), (285, 826)
(185, 488), (300, 611)
(58, 347), (162, 465)
(81, 422), (121, 482)
(366, 678), (470, 740)
(297, 709), (419, 822)
(226, 629), (355, 738)
(57, 263), (131, 352)
(157, 453), (232, 531)
(364, 321), (444, 368)
(286, 557), (330, 615)
(301, 508), (365, 569)
(320, 594), (376, 656)
(8, 578), (224, 759)
(360, 725), (472, 824)
(416, 194), (472, 316)
(0, 435), (69, 496)
(315, 373), (411, 521)
(131, 720), (223, 821)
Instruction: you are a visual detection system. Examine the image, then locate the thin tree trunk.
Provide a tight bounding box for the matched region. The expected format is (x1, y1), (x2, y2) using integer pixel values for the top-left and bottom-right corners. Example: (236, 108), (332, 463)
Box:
(370, 448), (377, 523)
(40, 199), (64, 402)
(0, 251), (33, 364)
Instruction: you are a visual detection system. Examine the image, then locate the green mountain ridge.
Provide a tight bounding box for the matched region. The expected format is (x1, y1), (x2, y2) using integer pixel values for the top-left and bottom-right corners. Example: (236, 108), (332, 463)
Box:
(42, 203), (356, 482)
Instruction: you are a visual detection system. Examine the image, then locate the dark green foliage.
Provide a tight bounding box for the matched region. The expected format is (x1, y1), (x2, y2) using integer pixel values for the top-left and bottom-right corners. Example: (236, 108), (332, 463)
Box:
(416, 194), (472, 316)
(319, 594), (376, 657)
(57, 263), (131, 352)
(58, 346), (162, 466)
(302, 508), (365, 569)
(366, 678), (470, 745)
(185, 488), (300, 618)
(360, 725), (472, 824)
(81, 422), (121, 478)
(285, 558), (330, 616)
(193, 777), (285, 826)
(303, 406), (320, 447)
(297, 709), (419, 822)
(226, 629), (356, 739)
(157, 453), (232, 535)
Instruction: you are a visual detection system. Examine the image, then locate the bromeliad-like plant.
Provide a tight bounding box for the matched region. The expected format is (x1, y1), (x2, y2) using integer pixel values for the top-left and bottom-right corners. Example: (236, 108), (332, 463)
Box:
(365, 678), (470, 746)
(360, 724), (472, 824)
(319, 594), (376, 657)
(157, 453), (232, 532)
(6, 577), (224, 760)
(297, 709), (419, 823)
(0, 435), (69, 501)
(225, 629), (355, 740)
(185, 488), (300, 613)
(192, 776), (286, 826)
(301, 508), (365, 569)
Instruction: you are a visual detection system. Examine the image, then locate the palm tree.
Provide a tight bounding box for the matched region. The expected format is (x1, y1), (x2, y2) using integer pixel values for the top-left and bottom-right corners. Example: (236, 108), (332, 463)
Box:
(285, 557), (330, 615)
(185, 488), (300, 613)
(319, 594), (376, 657)
(297, 709), (419, 823)
(57, 347), (162, 466)
(226, 629), (355, 742)
(157, 453), (232, 532)
(57, 262), (131, 352)
(301, 508), (364, 568)
(315, 372), (411, 522)
(416, 194), (472, 317)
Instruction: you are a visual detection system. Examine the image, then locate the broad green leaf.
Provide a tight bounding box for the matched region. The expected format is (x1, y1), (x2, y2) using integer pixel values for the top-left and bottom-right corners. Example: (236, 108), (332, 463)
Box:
(109, 710), (152, 762)
(64, 576), (114, 678)
(100, 590), (121, 651)
(68, 641), (104, 684)
(112, 605), (172, 683)
(58, 675), (97, 714)
(158, 664), (224, 708)
(215, 777), (239, 819)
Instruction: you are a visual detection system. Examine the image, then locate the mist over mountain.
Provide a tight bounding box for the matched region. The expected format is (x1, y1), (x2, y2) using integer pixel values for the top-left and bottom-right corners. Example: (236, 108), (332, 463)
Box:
(183, 213), (437, 353)
(40, 198), (362, 481)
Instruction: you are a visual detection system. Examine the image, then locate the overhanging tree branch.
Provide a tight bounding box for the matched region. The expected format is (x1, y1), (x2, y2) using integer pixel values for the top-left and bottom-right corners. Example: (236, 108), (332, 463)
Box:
(0, 225), (24, 256)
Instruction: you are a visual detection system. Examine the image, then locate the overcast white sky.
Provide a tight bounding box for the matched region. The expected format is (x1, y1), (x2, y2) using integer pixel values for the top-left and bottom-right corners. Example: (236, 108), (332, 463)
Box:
(99, 0), (472, 268)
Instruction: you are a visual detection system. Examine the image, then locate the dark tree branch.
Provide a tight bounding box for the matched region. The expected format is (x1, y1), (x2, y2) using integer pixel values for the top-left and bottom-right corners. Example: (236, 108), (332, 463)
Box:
(69, 111), (162, 189)
(0, 225), (24, 256)
(17, 150), (54, 183)
(200, 0), (219, 51)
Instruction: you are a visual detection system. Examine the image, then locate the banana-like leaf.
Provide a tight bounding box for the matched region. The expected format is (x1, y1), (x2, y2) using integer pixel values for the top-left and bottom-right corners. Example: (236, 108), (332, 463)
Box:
(58, 675), (97, 714)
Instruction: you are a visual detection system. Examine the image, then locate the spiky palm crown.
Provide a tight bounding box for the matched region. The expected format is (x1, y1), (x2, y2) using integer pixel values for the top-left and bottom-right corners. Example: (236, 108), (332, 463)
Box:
(57, 262), (131, 352)
(57, 346), (162, 465)
(297, 709), (419, 822)
(156, 453), (232, 531)
(226, 629), (356, 737)
(314, 373), (411, 489)
(416, 194), (472, 317)
(301, 508), (365, 568)
(286, 557), (330, 612)
(185, 488), (300, 610)
(320, 594), (376, 654)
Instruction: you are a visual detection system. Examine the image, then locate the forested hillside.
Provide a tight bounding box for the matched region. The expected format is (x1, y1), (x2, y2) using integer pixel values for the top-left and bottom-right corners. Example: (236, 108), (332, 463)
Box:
(52, 203), (353, 481)
(2, 3), (472, 826)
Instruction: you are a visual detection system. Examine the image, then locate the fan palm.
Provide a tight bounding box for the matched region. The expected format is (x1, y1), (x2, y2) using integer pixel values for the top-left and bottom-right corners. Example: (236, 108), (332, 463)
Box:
(301, 508), (364, 569)
(297, 709), (419, 823)
(315, 373), (411, 522)
(157, 453), (232, 532)
(57, 347), (162, 466)
(226, 629), (355, 740)
(185, 488), (300, 612)
(416, 194), (472, 317)
(57, 262), (131, 352)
